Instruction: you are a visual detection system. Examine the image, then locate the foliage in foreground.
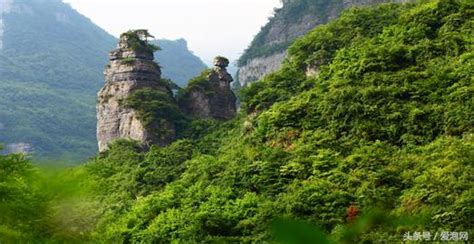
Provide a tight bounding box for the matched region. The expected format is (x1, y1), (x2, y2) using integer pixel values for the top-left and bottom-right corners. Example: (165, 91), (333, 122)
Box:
(0, 148), (98, 242)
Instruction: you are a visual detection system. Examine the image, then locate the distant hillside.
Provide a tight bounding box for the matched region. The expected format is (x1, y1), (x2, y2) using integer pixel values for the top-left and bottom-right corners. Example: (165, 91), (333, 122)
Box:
(0, 0), (115, 162)
(155, 39), (207, 87)
(236, 0), (407, 86)
(0, 0), (205, 161)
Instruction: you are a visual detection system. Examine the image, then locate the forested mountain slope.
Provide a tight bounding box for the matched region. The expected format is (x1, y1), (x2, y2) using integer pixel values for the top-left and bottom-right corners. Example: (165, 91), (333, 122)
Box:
(236, 0), (408, 86)
(0, 0), (115, 161)
(85, 0), (473, 242)
(0, 0), (472, 242)
(0, 0), (205, 161)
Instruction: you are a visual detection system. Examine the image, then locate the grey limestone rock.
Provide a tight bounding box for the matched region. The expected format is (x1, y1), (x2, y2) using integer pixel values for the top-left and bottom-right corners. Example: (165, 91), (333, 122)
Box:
(179, 56), (237, 120)
(97, 30), (175, 152)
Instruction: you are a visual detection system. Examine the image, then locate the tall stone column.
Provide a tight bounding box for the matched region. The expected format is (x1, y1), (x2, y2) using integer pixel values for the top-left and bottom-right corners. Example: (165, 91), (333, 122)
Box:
(97, 30), (174, 152)
(178, 56), (237, 120)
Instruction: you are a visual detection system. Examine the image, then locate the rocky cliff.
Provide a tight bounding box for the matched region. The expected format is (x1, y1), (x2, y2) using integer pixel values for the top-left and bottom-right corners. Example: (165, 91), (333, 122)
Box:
(178, 56), (237, 120)
(237, 0), (408, 86)
(97, 30), (176, 152)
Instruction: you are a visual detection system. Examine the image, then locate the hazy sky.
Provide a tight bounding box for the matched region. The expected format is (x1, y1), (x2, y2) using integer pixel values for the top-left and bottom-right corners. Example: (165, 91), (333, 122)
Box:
(63, 0), (282, 65)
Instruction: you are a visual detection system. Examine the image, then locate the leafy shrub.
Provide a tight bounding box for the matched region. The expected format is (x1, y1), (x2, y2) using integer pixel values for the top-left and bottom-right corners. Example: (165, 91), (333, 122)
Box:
(0, 148), (41, 241)
(123, 87), (185, 137)
(121, 30), (161, 53)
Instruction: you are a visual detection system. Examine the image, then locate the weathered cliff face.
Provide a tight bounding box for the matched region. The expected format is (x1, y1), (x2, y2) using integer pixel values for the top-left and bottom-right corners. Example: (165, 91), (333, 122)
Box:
(179, 56), (237, 120)
(97, 31), (175, 152)
(237, 52), (286, 86)
(237, 0), (408, 86)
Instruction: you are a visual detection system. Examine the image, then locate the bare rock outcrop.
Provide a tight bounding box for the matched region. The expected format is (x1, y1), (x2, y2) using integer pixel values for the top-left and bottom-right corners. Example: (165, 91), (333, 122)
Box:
(179, 56), (237, 120)
(237, 52), (286, 86)
(97, 30), (175, 152)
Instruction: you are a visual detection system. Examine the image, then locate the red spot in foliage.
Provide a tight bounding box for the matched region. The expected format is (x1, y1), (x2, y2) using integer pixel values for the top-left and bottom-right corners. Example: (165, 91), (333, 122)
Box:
(347, 205), (359, 223)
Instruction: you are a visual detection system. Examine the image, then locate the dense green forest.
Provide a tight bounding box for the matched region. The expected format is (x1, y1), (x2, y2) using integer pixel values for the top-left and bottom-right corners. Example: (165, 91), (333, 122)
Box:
(1, 0), (473, 242)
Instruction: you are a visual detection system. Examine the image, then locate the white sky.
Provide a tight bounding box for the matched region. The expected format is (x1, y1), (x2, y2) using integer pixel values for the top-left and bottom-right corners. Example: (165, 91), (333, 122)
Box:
(63, 0), (282, 65)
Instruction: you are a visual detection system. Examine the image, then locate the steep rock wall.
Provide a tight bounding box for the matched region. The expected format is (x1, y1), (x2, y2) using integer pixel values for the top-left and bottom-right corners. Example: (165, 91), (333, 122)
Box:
(179, 57), (237, 120)
(237, 52), (286, 87)
(97, 31), (175, 152)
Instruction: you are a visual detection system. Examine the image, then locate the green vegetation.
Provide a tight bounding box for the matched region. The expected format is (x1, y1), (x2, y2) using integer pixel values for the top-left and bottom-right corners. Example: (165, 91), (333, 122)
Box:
(124, 85), (185, 137)
(0, 0), (116, 161)
(121, 57), (137, 65)
(124, 88), (177, 126)
(122, 30), (161, 53)
(88, 0), (474, 241)
(238, 0), (338, 66)
(0, 80), (97, 162)
(214, 55), (230, 66)
(183, 68), (213, 90)
(0, 146), (97, 242)
(242, 0), (473, 144)
(1, 0), (472, 242)
(176, 68), (221, 110)
(0, 147), (42, 240)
